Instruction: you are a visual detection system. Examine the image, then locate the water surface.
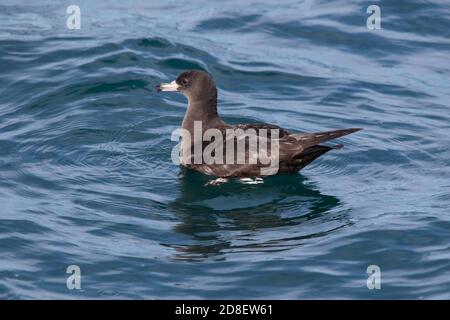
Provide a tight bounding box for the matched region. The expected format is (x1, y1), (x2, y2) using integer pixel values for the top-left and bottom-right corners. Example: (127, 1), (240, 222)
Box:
(0, 0), (449, 299)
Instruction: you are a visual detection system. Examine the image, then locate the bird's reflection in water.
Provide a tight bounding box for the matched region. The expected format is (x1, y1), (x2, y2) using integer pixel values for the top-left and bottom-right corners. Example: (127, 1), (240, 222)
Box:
(169, 168), (350, 261)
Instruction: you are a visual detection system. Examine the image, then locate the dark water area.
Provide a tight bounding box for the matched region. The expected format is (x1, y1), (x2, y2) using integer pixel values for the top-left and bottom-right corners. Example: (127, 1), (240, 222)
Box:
(0, 0), (449, 299)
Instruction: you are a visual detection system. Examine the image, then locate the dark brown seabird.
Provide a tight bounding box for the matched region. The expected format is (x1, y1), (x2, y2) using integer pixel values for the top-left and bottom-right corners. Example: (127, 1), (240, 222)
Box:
(156, 70), (361, 179)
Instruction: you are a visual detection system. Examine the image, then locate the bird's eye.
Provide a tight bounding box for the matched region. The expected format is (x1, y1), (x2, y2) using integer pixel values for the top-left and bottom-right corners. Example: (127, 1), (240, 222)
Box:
(181, 78), (188, 86)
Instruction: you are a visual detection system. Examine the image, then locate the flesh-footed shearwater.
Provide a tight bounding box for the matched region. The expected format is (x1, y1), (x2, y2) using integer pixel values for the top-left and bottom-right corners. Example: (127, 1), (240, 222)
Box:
(156, 70), (361, 180)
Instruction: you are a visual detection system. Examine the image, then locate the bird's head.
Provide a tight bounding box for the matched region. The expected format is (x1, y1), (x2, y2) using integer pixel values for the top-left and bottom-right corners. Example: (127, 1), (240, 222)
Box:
(156, 70), (217, 102)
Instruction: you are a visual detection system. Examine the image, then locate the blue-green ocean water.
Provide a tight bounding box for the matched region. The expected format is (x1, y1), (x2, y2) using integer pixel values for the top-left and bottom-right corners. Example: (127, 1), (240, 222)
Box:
(0, 0), (449, 299)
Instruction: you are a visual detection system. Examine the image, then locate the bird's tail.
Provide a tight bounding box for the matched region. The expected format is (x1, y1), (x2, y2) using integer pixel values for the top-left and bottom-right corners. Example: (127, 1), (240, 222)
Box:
(291, 128), (362, 151)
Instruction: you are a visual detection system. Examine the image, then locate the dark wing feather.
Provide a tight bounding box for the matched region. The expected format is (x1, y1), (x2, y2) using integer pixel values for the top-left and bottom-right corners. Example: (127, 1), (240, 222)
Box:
(290, 128), (362, 157)
(235, 123), (291, 138)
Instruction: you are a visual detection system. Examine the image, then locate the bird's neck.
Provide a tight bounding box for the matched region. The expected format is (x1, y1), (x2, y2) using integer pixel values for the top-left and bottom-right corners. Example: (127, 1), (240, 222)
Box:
(182, 97), (223, 133)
